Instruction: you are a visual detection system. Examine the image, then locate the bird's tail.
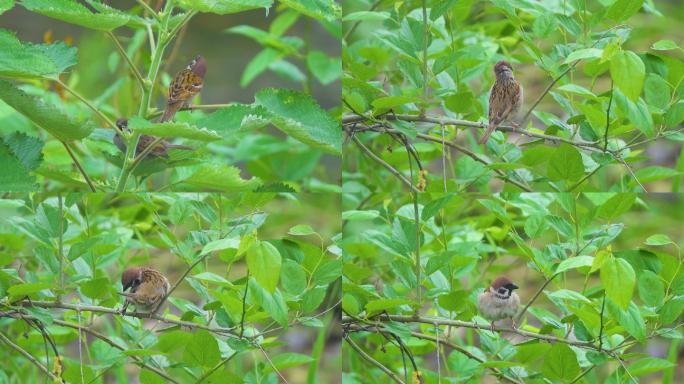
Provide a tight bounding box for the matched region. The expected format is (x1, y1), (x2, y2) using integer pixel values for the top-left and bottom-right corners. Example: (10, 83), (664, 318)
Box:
(478, 124), (497, 145)
(160, 103), (180, 123)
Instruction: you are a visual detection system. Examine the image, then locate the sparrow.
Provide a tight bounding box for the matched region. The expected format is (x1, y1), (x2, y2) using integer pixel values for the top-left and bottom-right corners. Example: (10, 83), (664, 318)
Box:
(160, 55), (206, 122)
(113, 118), (193, 159)
(477, 276), (520, 330)
(119, 267), (170, 314)
(479, 60), (523, 144)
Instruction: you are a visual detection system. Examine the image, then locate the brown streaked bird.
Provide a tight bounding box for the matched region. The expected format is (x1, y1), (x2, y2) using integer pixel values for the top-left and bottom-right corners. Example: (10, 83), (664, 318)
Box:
(160, 55), (206, 122)
(113, 118), (194, 159)
(119, 267), (170, 314)
(479, 60), (523, 144)
(477, 276), (520, 330)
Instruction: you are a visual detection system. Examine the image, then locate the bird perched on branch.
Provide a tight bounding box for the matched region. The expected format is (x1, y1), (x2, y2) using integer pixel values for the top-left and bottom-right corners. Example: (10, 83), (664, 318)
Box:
(478, 276), (520, 330)
(119, 267), (170, 314)
(160, 55), (206, 122)
(113, 118), (193, 159)
(479, 60), (523, 144)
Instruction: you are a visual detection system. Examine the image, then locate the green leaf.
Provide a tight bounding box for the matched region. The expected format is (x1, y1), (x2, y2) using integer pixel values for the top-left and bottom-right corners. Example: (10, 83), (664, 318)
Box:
(2, 132), (44, 171)
(343, 11), (390, 22)
(607, 300), (646, 342)
(183, 330), (220, 367)
(564, 48), (603, 64)
(249, 278), (289, 326)
(80, 277), (110, 300)
(200, 237), (239, 255)
(127, 117), (221, 141)
(556, 256), (594, 274)
(591, 248), (612, 273)
(181, 164), (261, 191)
(281, 260), (307, 295)
(524, 215), (547, 238)
(8, 282), (52, 299)
(613, 88), (654, 137)
(268, 352), (315, 371)
(254, 88), (341, 154)
(288, 224), (316, 236)
(659, 296), (684, 324)
(306, 51), (340, 85)
(246, 240), (282, 292)
(629, 357), (676, 376)
(21, 0), (130, 32)
(422, 194), (454, 221)
(644, 234), (674, 246)
(601, 257), (636, 309)
(0, 0), (14, 15)
(638, 270), (664, 306)
(651, 39), (680, 51)
(0, 141), (38, 191)
(546, 289), (591, 303)
(192, 272), (233, 287)
(372, 95), (416, 111)
(177, 0), (273, 15)
(341, 210), (380, 221)
(605, 0), (644, 22)
(241, 48), (281, 87)
(195, 104), (270, 135)
(557, 84), (596, 99)
(0, 29), (76, 79)
(278, 0), (340, 22)
(633, 166), (679, 184)
(0, 80), (94, 140)
(547, 144), (584, 182)
(597, 193), (636, 220)
(644, 74), (670, 110)
(610, 50), (645, 102)
(365, 298), (414, 316)
(665, 101), (684, 128)
(541, 343), (580, 381)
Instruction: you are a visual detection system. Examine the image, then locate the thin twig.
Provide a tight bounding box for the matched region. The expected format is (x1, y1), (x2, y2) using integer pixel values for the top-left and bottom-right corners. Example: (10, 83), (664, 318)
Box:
(136, 0), (159, 18)
(255, 343), (289, 384)
(350, 133), (421, 193)
(0, 331), (59, 382)
(195, 352), (238, 384)
(344, 314), (602, 351)
(61, 142), (97, 192)
(604, 80), (614, 152)
(515, 272), (559, 324)
(56, 80), (118, 133)
(521, 60), (581, 124)
(107, 31), (146, 89)
(344, 334), (405, 384)
(12, 300), (239, 338)
(348, 325), (522, 384)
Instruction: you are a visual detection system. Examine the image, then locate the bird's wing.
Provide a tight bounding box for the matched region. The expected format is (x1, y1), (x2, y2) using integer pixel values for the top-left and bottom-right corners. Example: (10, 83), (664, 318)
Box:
(168, 70), (203, 104)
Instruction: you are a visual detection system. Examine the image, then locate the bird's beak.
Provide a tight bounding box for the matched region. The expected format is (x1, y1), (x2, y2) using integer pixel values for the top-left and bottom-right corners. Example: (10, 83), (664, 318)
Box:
(511, 283), (519, 290)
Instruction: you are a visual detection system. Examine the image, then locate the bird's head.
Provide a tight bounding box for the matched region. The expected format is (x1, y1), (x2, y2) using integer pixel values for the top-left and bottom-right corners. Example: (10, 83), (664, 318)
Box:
(189, 55), (207, 77)
(121, 267), (143, 292)
(490, 276), (519, 297)
(493, 60), (514, 79)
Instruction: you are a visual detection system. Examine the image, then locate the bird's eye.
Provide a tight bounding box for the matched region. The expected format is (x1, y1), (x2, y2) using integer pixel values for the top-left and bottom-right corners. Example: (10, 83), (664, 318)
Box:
(498, 288), (506, 294)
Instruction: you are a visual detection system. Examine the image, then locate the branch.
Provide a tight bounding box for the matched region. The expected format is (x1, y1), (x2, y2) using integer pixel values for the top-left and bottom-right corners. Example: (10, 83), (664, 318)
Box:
(349, 132), (421, 193)
(0, 331), (60, 382)
(343, 315), (602, 351)
(56, 80), (119, 134)
(44, 317), (178, 384)
(344, 334), (405, 384)
(13, 300), (239, 338)
(347, 324), (522, 384)
(515, 272), (559, 324)
(520, 60), (581, 124)
(343, 113), (601, 150)
(107, 31), (146, 90)
(61, 141), (97, 192)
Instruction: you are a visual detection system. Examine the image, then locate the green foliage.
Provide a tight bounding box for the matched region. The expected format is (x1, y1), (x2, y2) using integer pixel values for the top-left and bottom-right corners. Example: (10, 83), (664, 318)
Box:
(343, 0), (684, 192)
(342, 191), (684, 383)
(0, 0), (340, 191)
(0, 193), (341, 383)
